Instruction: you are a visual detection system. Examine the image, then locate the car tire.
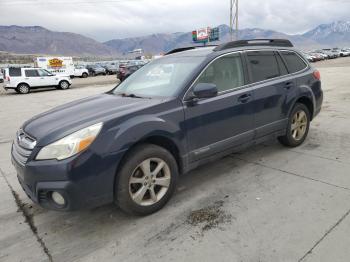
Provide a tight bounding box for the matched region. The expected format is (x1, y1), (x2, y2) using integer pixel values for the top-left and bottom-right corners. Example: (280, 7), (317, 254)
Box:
(58, 80), (70, 90)
(278, 103), (310, 147)
(16, 83), (30, 94)
(82, 72), (88, 78)
(115, 144), (178, 216)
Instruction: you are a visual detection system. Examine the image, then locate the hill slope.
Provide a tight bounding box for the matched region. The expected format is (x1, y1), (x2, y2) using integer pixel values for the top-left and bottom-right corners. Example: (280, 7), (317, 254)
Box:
(1, 21), (349, 57)
(0, 25), (117, 56)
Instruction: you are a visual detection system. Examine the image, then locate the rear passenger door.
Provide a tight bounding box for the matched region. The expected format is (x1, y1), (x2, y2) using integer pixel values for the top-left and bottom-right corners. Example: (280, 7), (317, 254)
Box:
(24, 69), (41, 87)
(245, 50), (293, 138)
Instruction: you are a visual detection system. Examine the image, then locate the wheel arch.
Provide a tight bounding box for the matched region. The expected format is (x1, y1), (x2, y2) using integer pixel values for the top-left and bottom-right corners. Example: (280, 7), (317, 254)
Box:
(17, 82), (30, 88)
(112, 134), (183, 200)
(295, 96), (314, 120)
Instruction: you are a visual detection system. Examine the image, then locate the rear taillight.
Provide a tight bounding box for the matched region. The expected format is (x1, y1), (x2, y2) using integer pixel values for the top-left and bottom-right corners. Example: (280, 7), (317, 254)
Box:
(6, 76), (10, 81)
(313, 70), (321, 80)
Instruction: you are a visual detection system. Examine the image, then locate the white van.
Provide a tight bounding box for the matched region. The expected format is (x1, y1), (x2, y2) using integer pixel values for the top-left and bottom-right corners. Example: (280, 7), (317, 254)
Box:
(3, 67), (72, 94)
(35, 57), (88, 78)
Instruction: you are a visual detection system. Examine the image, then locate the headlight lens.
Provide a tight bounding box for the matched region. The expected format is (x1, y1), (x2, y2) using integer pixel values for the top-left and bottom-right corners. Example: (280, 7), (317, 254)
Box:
(36, 122), (103, 160)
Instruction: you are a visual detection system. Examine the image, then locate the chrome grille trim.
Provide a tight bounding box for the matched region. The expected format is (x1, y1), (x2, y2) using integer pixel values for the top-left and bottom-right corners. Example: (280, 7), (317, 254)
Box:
(17, 129), (36, 150)
(12, 130), (36, 166)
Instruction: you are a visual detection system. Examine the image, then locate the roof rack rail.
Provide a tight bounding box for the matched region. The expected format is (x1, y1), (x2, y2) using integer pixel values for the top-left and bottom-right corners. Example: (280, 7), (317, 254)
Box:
(165, 45), (218, 55)
(213, 39), (293, 51)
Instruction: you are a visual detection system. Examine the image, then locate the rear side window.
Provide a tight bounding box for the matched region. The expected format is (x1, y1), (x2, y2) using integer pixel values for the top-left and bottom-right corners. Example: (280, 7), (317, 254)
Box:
(246, 51), (280, 82)
(281, 51), (307, 73)
(9, 68), (22, 77)
(196, 53), (244, 93)
(25, 69), (39, 77)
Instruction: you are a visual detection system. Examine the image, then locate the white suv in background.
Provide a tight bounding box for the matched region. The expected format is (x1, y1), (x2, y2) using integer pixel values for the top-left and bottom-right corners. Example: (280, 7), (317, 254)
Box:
(3, 67), (72, 94)
(74, 66), (89, 78)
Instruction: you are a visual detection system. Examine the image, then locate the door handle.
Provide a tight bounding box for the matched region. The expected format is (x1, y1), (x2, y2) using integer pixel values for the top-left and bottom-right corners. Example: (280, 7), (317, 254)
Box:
(238, 93), (252, 103)
(284, 81), (294, 89)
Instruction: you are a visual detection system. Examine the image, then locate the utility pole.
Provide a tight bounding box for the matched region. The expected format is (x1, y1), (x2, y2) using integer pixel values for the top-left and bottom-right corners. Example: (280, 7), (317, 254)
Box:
(236, 0), (239, 40)
(230, 0), (239, 41)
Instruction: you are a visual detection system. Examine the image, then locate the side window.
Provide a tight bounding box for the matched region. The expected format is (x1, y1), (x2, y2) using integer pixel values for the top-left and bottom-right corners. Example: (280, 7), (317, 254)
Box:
(281, 51), (307, 73)
(247, 51), (280, 82)
(38, 69), (50, 76)
(275, 53), (288, 76)
(9, 68), (22, 77)
(195, 53), (244, 93)
(25, 69), (39, 77)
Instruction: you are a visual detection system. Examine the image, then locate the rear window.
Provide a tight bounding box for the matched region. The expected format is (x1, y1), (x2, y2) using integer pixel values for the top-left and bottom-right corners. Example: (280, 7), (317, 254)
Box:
(25, 69), (39, 77)
(9, 68), (22, 77)
(281, 51), (307, 73)
(247, 51), (280, 82)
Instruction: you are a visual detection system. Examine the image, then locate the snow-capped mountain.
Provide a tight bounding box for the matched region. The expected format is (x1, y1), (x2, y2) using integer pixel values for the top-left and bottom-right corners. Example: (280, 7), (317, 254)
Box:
(302, 21), (350, 45)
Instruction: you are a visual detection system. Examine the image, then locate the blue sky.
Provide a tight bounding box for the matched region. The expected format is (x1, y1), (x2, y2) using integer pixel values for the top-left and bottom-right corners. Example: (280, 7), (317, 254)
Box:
(0, 0), (349, 41)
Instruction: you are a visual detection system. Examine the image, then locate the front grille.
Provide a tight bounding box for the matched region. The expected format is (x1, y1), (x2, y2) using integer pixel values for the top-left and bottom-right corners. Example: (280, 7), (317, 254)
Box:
(12, 130), (36, 166)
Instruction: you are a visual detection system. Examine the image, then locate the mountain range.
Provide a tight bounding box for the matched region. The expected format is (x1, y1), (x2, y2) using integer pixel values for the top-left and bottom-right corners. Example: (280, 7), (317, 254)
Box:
(0, 21), (350, 57)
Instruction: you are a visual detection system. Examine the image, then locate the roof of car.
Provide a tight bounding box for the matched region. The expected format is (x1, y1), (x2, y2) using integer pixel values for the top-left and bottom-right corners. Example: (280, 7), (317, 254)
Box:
(165, 39), (296, 58)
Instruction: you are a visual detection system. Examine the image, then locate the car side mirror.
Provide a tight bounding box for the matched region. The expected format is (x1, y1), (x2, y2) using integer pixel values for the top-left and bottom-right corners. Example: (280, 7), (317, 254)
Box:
(185, 83), (218, 106)
(193, 83), (218, 99)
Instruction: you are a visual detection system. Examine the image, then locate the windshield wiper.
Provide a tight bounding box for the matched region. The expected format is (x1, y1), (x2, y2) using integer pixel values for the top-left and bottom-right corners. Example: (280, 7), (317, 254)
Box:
(117, 93), (150, 99)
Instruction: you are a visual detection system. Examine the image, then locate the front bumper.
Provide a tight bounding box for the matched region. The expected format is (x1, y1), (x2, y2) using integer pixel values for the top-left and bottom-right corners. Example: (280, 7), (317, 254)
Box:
(12, 147), (127, 211)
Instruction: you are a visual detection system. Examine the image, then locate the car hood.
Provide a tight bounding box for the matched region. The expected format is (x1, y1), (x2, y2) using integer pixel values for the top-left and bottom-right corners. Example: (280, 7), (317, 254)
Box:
(23, 93), (163, 146)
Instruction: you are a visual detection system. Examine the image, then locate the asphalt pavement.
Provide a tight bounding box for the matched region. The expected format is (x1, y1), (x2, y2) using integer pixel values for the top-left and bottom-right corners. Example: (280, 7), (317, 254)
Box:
(1, 58), (350, 262)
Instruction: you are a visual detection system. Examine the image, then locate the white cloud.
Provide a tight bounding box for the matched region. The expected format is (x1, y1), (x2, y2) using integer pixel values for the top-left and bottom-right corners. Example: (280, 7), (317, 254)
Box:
(0, 0), (349, 41)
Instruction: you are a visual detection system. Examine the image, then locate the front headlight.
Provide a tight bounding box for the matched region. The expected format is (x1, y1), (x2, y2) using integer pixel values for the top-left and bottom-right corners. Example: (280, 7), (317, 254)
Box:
(36, 122), (103, 160)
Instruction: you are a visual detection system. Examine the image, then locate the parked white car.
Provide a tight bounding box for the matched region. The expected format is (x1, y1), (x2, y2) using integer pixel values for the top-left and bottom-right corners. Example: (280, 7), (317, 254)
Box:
(3, 67), (72, 94)
(74, 66), (89, 78)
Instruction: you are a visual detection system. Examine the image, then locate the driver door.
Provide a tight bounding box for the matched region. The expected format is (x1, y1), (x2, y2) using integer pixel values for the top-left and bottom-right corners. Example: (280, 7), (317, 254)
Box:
(37, 69), (55, 86)
(183, 53), (255, 162)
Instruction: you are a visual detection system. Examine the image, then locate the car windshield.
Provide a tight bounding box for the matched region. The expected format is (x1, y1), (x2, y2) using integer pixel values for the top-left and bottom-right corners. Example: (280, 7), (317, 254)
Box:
(113, 56), (205, 97)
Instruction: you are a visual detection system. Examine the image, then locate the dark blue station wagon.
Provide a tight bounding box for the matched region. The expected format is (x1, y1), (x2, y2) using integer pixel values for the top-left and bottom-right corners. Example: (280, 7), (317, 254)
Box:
(12, 39), (323, 215)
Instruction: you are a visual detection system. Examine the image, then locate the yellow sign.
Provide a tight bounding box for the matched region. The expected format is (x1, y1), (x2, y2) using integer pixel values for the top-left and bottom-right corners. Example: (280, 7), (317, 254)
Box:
(48, 58), (63, 68)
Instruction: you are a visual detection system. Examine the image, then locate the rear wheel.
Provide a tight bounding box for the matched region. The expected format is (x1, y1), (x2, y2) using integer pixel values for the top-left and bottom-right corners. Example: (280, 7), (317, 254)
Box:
(16, 83), (30, 94)
(58, 80), (70, 90)
(82, 72), (88, 78)
(278, 103), (310, 147)
(115, 144), (178, 215)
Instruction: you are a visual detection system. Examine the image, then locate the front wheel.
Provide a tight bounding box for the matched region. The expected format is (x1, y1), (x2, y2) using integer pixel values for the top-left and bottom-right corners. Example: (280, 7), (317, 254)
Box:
(82, 72), (88, 78)
(278, 103), (310, 147)
(115, 144), (178, 215)
(58, 80), (70, 90)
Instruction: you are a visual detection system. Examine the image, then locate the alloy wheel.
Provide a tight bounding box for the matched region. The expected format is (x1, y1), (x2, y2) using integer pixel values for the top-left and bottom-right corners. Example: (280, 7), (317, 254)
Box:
(19, 84), (29, 94)
(60, 81), (69, 89)
(291, 110), (308, 141)
(129, 158), (171, 206)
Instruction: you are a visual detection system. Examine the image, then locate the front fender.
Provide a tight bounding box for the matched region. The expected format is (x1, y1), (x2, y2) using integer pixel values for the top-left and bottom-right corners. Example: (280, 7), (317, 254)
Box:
(100, 114), (185, 156)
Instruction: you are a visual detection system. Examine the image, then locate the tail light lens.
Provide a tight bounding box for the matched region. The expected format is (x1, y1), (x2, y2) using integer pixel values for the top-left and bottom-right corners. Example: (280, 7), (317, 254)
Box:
(313, 70), (321, 80)
(6, 76), (10, 81)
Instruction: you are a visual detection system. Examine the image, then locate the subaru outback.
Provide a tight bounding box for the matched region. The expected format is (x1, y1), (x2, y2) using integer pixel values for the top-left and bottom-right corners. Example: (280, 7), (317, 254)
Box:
(11, 39), (323, 215)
